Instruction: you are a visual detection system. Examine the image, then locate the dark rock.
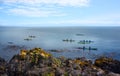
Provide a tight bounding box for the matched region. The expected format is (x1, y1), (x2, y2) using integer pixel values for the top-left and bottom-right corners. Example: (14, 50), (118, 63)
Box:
(55, 67), (65, 76)
(0, 57), (7, 76)
(71, 70), (81, 76)
(72, 64), (80, 70)
(107, 72), (120, 76)
(94, 57), (120, 74)
(0, 57), (5, 62)
(65, 58), (73, 67)
(25, 67), (40, 76)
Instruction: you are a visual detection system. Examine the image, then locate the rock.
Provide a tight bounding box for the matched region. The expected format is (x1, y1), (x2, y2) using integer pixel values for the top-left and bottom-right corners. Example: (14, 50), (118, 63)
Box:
(94, 57), (120, 74)
(52, 57), (61, 67)
(0, 57), (7, 76)
(107, 72), (120, 76)
(65, 58), (73, 67)
(96, 68), (105, 76)
(55, 67), (65, 76)
(70, 70), (81, 76)
(0, 57), (5, 62)
(1, 48), (120, 76)
(74, 58), (92, 68)
(26, 67), (40, 76)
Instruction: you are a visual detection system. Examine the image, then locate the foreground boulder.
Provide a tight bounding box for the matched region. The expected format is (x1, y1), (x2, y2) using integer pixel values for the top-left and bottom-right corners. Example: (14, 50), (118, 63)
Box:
(94, 57), (120, 74)
(8, 48), (52, 76)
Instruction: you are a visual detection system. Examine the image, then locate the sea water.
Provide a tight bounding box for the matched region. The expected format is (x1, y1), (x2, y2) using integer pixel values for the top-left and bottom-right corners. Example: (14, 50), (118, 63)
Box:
(0, 26), (120, 61)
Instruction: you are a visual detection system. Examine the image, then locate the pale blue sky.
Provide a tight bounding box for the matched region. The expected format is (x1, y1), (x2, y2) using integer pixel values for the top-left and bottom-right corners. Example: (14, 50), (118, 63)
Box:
(0, 0), (120, 27)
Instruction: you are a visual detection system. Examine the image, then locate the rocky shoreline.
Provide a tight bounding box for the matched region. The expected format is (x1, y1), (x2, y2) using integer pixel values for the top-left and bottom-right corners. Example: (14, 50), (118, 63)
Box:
(0, 48), (120, 76)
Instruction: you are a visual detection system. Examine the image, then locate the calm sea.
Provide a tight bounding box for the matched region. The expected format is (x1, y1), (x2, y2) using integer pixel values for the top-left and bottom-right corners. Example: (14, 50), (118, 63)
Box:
(0, 26), (120, 61)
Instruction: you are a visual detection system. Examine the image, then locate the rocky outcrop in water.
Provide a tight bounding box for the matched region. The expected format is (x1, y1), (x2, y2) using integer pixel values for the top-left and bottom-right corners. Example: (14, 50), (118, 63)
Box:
(0, 48), (120, 76)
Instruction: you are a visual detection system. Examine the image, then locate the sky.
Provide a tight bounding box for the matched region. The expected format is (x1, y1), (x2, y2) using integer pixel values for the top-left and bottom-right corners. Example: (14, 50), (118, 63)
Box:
(0, 0), (120, 27)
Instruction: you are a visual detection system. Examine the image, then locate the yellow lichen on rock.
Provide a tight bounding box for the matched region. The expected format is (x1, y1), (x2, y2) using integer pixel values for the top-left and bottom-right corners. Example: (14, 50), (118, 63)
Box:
(19, 48), (51, 60)
(95, 57), (113, 65)
(74, 59), (90, 67)
(31, 48), (51, 58)
(20, 50), (27, 56)
(19, 50), (28, 59)
(74, 59), (81, 64)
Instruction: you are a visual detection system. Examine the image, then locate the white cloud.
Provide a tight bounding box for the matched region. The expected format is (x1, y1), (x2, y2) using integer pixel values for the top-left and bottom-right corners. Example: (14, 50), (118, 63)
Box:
(1, 0), (69, 17)
(1, 0), (82, 17)
(2, 0), (90, 7)
(8, 8), (65, 17)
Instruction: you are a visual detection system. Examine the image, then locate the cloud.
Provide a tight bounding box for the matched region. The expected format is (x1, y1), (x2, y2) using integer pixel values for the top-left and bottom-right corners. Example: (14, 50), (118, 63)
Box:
(7, 7), (65, 17)
(1, 0), (89, 17)
(2, 0), (90, 7)
(1, 1), (69, 17)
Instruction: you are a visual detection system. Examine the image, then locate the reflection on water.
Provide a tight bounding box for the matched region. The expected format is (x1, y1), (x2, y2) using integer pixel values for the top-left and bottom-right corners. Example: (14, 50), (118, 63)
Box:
(0, 26), (120, 60)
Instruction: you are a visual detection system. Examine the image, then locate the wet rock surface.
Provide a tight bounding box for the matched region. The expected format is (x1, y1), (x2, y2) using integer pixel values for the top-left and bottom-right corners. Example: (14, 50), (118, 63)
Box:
(0, 48), (120, 76)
